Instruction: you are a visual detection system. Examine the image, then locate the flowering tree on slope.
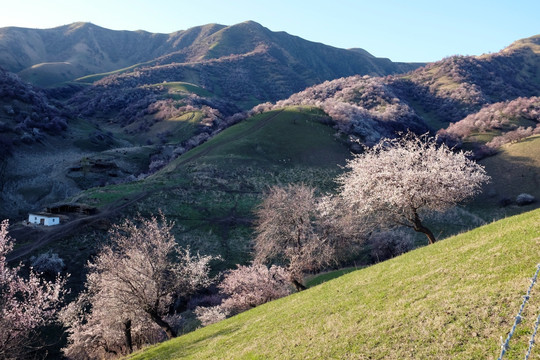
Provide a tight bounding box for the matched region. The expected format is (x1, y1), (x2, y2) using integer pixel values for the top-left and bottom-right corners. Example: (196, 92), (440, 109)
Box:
(337, 132), (490, 244)
(61, 213), (216, 358)
(0, 220), (67, 359)
(253, 184), (334, 291)
(219, 264), (291, 314)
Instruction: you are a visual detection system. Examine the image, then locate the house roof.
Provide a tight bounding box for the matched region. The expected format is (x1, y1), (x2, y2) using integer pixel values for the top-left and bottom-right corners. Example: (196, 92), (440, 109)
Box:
(28, 212), (60, 218)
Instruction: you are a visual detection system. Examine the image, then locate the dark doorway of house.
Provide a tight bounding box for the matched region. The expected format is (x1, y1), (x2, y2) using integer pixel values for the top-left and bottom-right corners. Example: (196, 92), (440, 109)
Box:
(40, 218), (44, 225)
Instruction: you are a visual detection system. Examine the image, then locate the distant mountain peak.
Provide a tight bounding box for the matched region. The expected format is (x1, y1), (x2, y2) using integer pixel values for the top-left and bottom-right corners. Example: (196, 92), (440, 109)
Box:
(67, 21), (91, 28)
(348, 48), (375, 58)
(63, 22), (100, 31)
(224, 20), (270, 35)
(239, 20), (263, 27)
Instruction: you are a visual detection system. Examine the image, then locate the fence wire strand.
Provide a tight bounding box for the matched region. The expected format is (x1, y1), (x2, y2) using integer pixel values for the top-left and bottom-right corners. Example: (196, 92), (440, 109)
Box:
(497, 264), (540, 360)
(524, 311), (540, 360)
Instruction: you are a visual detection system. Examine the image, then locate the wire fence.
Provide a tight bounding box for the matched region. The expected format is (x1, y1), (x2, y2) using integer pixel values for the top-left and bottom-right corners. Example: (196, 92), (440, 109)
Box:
(498, 264), (540, 360)
(524, 312), (540, 360)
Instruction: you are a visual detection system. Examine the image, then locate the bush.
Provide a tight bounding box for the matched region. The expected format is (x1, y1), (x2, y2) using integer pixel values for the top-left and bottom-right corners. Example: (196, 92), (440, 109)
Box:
(30, 250), (65, 275)
(20, 132), (34, 144)
(516, 193), (536, 206)
(368, 230), (415, 263)
(219, 264), (291, 315)
(194, 305), (228, 326)
(499, 197), (513, 207)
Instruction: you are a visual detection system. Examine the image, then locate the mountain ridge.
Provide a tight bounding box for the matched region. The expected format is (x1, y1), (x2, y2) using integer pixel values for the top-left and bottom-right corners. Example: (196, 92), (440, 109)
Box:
(0, 21), (422, 88)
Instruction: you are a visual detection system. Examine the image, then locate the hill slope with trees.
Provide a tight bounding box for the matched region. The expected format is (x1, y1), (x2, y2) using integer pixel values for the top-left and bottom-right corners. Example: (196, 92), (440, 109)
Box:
(1, 27), (540, 359)
(128, 208), (540, 360)
(259, 34), (540, 145)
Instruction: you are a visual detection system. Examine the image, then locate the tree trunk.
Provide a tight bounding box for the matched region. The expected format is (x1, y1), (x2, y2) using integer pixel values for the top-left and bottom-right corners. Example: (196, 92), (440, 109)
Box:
(411, 210), (436, 245)
(147, 310), (177, 339)
(291, 278), (307, 292)
(123, 319), (133, 354)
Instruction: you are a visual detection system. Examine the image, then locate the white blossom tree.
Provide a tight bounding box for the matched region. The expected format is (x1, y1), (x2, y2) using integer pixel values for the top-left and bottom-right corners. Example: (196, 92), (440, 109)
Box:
(253, 184), (333, 291)
(317, 195), (368, 264)
(337, 132), (490, 244)
(61, 213), (216, 358)
(60, 289), (158, 359)
(0, 220), (67, 359)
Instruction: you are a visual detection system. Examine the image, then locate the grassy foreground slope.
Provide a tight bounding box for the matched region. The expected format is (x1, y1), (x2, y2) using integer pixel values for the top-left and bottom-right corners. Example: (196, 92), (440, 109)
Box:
(129, 209), (540, 360)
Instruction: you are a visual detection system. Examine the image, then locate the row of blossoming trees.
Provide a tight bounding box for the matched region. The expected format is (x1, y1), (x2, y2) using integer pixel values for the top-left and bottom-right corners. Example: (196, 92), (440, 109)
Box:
(0, 133), (489, 359)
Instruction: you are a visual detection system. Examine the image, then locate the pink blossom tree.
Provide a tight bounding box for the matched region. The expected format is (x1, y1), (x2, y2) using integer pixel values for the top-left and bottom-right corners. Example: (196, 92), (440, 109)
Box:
(337, 132), (490, 244)
(60, 288), (164, 359)
(61, 213), (216, 357)
(0, 220), (67, 359)
(317, 195), (368, 264)
(253, 184), (334, 291)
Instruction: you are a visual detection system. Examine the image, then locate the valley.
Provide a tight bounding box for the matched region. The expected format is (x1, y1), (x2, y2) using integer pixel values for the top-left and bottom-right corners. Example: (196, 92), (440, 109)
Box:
(0, 20), (539, 359)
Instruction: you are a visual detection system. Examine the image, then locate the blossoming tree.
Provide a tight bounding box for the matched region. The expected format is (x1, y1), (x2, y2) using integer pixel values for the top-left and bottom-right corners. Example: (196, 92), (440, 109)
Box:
(337, 132), (490, 244)
(0, 220), (67, 359)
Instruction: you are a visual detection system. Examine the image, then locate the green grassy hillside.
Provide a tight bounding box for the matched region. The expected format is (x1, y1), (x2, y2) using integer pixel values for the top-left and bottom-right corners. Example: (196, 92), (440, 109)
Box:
(67, 107), (539, 265)
(18, 62), (78, 87)
(128, 208), (540, 360)
(77, 106), (348, 204)
(72, 107), (351, 266)
(477, 135), (540, 209)
(159, 107), (348, 173)
(74, 61), (153, 84)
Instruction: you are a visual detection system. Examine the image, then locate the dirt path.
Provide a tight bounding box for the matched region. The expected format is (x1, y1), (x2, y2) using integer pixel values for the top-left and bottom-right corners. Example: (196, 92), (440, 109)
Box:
(7, 111), (283, 261)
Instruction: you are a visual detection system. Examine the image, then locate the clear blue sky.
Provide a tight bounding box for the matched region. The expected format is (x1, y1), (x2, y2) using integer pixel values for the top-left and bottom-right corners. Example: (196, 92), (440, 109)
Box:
(1, 0), (538, 62)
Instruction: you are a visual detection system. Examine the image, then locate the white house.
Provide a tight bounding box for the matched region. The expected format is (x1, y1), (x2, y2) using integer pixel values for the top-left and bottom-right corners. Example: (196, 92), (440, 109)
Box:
(28, 213), (60, 226)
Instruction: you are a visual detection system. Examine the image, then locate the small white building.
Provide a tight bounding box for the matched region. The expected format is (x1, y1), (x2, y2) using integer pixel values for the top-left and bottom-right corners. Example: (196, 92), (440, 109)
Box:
(28, 213), (60, 226)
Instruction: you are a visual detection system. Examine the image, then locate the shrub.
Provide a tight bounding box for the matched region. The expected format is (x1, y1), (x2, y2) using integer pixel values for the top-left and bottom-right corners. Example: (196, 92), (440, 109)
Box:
(194, 306), (228, 326)
(516, 193), (536, 206)
(499, 197), (513, 207)
(368, 230), (415, 263)
(219, 264), (291, 315)
(20, 132), (34, 144)
(30, 250), (65, 275)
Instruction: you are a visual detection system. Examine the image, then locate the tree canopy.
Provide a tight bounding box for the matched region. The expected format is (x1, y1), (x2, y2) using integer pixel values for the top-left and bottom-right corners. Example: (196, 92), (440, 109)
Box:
(253, 184), (333, 290)
(337, 132), (490, 244)
(0, 220), (67, 359)
(61, 213), (216, 358)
